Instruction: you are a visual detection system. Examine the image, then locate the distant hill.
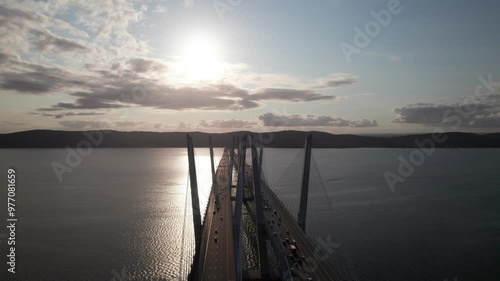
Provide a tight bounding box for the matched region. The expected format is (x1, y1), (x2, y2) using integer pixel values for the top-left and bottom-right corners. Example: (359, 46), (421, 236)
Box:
(0, 130), (499, 148)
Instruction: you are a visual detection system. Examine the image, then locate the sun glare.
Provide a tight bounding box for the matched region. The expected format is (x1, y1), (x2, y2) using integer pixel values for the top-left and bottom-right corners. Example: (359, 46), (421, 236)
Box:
(181, 36), (224, 82)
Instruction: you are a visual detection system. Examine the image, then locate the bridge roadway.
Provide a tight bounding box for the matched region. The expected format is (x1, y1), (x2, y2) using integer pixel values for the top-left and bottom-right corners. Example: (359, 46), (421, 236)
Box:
(240, 153), (338, 281)
(261, 180), (338, 281)
(197, 148), (337, 281)
(195, 148), (236, 281)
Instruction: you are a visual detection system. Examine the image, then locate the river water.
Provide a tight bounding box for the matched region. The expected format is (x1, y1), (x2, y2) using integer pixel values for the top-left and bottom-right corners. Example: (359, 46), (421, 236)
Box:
(0, 148), (499, 281)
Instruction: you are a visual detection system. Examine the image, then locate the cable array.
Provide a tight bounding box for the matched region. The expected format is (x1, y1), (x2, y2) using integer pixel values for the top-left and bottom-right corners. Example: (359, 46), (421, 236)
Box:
(309, 152), (365, 281)
(305, 152), (336, 234)
(265, 148), (364, 281)
(269, 149), (305, 220)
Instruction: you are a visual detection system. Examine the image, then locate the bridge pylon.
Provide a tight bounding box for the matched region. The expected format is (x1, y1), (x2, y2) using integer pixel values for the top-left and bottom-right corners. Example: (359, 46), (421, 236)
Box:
(208, 136), (219, 206)
(250, 135), (270, 278)
(233, 135), (247, 281)
(186, 134), (202, 278)
(298, 134), (313, 232)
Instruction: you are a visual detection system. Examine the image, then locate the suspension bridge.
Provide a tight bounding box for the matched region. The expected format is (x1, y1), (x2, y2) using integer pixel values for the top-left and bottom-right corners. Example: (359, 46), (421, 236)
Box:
(182, 133), (342, 281)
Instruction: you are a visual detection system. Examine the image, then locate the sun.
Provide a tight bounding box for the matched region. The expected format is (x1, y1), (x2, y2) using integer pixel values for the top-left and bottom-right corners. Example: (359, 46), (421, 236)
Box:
(181, 36), (224, 82)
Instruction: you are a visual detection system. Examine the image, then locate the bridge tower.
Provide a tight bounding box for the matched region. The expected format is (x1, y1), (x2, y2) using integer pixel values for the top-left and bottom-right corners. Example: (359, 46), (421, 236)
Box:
(298, 134), (313, 232)
(228, 136), (234, 194)
(208, 136), (219, 206)
(233, 135), (247, 281)
(250, 136), (270, 278)
(258, 144), (264, 176)
(186, 134), (202, 273)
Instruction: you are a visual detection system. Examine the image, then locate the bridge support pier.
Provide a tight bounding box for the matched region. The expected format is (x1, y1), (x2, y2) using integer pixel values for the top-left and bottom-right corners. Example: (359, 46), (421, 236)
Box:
(298, 134), (312, 232)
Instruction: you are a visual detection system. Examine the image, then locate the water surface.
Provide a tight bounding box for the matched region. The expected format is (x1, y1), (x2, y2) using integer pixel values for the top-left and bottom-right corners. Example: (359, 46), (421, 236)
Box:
(0, 148), (499, 281)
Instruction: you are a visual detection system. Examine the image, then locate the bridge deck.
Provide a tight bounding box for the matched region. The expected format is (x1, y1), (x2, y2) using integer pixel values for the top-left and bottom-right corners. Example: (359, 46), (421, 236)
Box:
(196, 149), (236, 281)
(197, 148), (337, 281)
(236, 152), (338, 281)
(261, 180), (337, 280)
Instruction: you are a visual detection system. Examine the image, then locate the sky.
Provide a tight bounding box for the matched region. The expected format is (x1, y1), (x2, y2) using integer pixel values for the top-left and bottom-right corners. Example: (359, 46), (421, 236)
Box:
(1, 0), (499, 134)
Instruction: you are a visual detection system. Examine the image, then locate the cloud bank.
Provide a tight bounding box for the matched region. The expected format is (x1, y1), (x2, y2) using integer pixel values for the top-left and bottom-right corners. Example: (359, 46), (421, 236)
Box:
(393, 93), (500, 128)
(258, 113), (378, 128)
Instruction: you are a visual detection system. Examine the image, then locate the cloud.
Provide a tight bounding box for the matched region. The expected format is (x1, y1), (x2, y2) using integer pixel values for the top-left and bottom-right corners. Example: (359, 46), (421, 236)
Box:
(221, 67), (358, 91)
(1, 71), (58, 93)
(394, 103), (455, 124)
(0, 54), (83, 94)
(113, 121), (146, 128)
(393, 94), (500, 128)
(249, 88), (334, 102)
(26, 63), (336, 111)
(349, 119), (379, 127)
(0, 2), (148, 68)
(258, 113), (378, 128)
(58, 120), (110, 130)
(39, 112), (106, 119)
(42, 83), (250, 111)
(0, 5), (92, 57)
(0, 52), (8, 63)
(46, 84), (336, 111)
(178, 122), (190, 130)
(0, 3), (361, 121)
(70, 1), (143, 39)
(31, 30), (91, 53)
(50, 100), (128, 110)
(127, 58), (167, 73)
(0, 45), (338, 111)
(58, 120), (149, 130)
(198, 119), (257, 129)
(314, 73), (357, 89)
